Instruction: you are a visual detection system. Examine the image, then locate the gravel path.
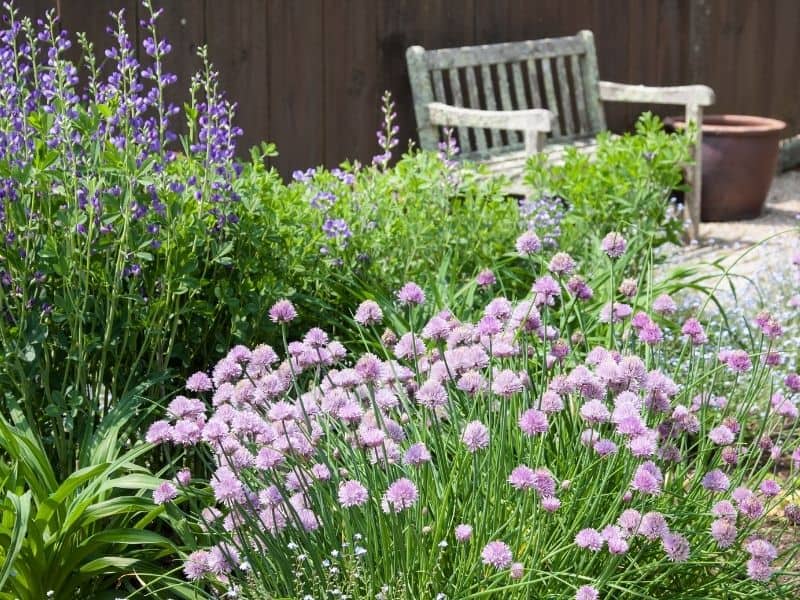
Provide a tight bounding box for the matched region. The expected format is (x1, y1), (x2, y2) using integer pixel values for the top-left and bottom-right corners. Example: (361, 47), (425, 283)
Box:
(663, 170), (800, 311)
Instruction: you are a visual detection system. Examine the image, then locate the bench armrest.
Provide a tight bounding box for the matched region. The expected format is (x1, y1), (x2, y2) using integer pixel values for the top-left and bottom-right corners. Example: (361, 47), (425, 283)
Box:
(428, 102), (553, 132)
(598, 81), (715, 107)
(428, 102), (553, 153)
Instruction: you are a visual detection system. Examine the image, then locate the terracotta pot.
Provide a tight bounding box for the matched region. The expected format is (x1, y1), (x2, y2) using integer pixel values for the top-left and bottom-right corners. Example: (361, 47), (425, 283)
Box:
(666, 114), (786, 222)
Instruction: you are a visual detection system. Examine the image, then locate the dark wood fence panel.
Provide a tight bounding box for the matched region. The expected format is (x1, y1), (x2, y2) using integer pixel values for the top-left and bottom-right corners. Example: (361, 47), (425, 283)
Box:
(9, 1), (800, 178)
(377, 0), (477, 158)
(207, 1), (270, 155)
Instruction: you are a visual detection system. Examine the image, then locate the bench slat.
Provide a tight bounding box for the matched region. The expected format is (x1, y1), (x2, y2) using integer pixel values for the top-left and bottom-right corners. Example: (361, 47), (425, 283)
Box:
(496, 63), (521, 145)
(432, 69), (447, 102)
(556, 55), (575, 137)
(511, 62), (527, 108)
(423, 36), (586, 70)
(570, 54), (588, 135)
(526, 58), (543, 108)
(447, 68), (471, 152)
(540, 57), (562, 138)
(465, 66), (488, 152)
(480, 64), (500, 147)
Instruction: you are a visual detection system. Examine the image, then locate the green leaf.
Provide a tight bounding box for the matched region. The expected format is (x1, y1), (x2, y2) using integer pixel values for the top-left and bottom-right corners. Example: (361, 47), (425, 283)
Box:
(84, 528), (173, 547)
(0, 490), (31, 590)
(77, 555), (139, 575)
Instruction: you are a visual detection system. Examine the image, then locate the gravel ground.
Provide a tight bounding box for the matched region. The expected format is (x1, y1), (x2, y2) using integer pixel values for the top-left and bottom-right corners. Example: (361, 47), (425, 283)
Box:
(662, 170), (800, 311)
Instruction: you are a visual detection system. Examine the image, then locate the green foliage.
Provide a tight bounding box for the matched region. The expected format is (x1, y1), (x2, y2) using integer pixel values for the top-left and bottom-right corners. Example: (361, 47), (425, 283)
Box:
(243, 149), (523, 341)
(524, 113), (692, 255)
(0, 408), (197, 599)
(164, 238), (799, 599)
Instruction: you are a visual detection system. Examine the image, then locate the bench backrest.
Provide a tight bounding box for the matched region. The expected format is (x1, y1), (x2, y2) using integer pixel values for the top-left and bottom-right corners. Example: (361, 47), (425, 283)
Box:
(406, 31), (606, 161)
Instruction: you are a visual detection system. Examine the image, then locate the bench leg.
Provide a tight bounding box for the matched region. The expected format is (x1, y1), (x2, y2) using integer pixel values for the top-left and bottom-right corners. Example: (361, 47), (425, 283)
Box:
(685, 104), (703, 241)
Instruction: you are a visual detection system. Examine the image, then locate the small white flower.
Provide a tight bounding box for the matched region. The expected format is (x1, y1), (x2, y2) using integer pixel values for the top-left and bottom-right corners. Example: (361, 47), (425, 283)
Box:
(330, 549), (340, 557)
(297, 553), (308, 561)
(239, 561), (251, 571)
(287, 541), (299, 551)
(354, 533), (363, 541)
(354, 545), (367, 557)
(438, 539), (448, 548)
(322, 559), (330, 567)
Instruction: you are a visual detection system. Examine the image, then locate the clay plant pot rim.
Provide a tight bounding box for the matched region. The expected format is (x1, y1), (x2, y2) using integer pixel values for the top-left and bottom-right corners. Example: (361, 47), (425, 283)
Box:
(667, 114), (786, 136)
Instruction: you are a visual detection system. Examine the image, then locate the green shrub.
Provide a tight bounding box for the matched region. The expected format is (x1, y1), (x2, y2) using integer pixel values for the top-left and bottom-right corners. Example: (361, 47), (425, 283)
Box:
(523, 113), (692, 257)
(0, 401), (197, 599)
(0, 7), (525, 472)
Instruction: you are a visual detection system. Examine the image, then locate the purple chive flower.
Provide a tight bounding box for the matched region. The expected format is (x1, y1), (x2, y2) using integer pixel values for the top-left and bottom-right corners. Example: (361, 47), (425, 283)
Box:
(510, 562), (524, 579)
(681, 318), (708, 345)
(176, 468), (192, 486)
(719, 349), (752, 373)
(516, 230), (541, 255)
(709, 425), (735, 445)
(638, 321), (663, 345)
(701, 469), (730, 492)
(580, 399), (611, 424)
(416, 379), (447, 409)
(531, 468), (556, 497)
(381, 477), (418, 513)
(393, 332), (425, 360)
(711, 500), (736, 520)
(631, 461), (663, 496)
(338, 480), (369, 508)
(269, 299), (297, 323)
(599, 302), (632, 323)
(455, 523), (473, 542)
(604, 528), (629, 555)
(601, 231), (626, 258)
(576, 585), (600, 600)
(185, 371), (213, 392)
(183, 550), (210, 580)
(481, 540), (513, 569)
(462, 420), (490, 452)
(738, 494), (764, 520)
(594, 438), (618, 457)
(618, 509), (642, 535)
(575, 528), (603, 551)
(145, 420), (172, 444)
(639, 511), (669, 540)
(661, 532), (690, 562)
(652, 293), (677, 315)
(508, 465), (537, 491)
(533, 275), (560, 306)
(519, 408), (549, 435)
(541, 496), (561, 512)
(476, 269), (496, 288)
(567, 275), (594, 300)
(745, 539), (777, 563)
(710, 518), (737, 548)
(396, 282), (426, 306)
(153, 481), (178, 504)
(403, 442), (432, 466)
(746, 559), (774, 581)
(760, 479), (781, 497)
(548, 252), (576, 275)
(618, 278), (638, 297)
(492, 369), (524, 397)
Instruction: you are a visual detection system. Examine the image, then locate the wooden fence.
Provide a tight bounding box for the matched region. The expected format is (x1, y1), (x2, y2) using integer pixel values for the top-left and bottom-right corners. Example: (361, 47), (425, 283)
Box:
(16, 1), (800, 178)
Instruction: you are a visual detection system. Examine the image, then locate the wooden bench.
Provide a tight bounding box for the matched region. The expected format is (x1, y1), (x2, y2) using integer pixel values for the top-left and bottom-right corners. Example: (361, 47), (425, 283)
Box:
(406, 31), (714, 239)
